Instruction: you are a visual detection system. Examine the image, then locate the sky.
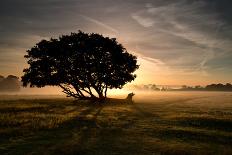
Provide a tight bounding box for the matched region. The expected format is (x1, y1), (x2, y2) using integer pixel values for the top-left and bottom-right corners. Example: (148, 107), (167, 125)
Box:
(0, 0), (232, 86)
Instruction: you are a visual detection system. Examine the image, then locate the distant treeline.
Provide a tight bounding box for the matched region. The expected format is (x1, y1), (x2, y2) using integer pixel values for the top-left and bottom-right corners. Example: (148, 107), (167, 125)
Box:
(0, 75), (20, 92)
(179, 83), (232, 91)
(130, 83), (232, 91)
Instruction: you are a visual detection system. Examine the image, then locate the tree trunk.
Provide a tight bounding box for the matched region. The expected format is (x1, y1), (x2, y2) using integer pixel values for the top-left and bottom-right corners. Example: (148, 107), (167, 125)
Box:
(104, 86), (107, 98)
(98, 93), (104, 99)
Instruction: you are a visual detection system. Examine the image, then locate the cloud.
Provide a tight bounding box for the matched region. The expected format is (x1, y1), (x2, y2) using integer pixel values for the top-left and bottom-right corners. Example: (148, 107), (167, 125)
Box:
(131, 14), (154, 27)
(131, 1), (232, 77)
(80, 15), (118, 33)
(141, 56), (165, 65)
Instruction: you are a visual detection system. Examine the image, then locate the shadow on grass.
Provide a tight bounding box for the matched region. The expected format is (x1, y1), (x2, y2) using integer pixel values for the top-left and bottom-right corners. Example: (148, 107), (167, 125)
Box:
(0, 103), (104, 155)
(176, 117), (232, 132)
(0, 107), (50, 114)
(152, 127), (232, 145)
(59, 104), (104, 129)
(1, 99), (232, 155)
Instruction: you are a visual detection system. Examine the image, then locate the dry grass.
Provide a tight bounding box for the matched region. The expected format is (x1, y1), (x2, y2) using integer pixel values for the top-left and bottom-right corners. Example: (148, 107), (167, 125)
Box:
(0, 92), (232, 155)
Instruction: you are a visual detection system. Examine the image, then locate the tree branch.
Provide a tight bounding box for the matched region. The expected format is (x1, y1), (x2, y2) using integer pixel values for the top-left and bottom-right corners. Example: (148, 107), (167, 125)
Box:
(59, 84), (80, 98)
(104, 84), (108, 98)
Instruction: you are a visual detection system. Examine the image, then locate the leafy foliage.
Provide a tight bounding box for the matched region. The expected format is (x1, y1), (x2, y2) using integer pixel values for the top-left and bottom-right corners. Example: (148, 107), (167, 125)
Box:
(22, 31), (139, 99)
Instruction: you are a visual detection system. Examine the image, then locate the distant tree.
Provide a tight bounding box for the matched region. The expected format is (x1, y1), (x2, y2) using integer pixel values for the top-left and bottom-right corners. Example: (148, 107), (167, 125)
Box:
(194, 85), (203, 90)
(180, 85), (194, 91)
(182, 85), (188, 89)
(143, 85), (149, 90)
(205, 83), (232, 91)
(22, 31), (139, 99)
(151, 84), (157, 90)
(0, 75), (4, 82)
(0, 75), (20, 92)
(225, 83), (232, 89)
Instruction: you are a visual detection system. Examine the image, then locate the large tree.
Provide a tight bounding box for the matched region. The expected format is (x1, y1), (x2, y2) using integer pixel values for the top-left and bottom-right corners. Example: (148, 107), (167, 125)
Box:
(22, 31), (139, 99)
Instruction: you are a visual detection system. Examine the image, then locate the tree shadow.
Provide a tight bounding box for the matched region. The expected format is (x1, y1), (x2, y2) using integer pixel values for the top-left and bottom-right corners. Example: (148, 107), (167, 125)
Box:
(0, 103), (104, 155)
(58, 104), (104, 130)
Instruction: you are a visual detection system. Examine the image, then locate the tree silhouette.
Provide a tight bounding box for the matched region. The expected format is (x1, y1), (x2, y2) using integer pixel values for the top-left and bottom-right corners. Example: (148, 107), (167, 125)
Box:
(22, 31), (139, 99)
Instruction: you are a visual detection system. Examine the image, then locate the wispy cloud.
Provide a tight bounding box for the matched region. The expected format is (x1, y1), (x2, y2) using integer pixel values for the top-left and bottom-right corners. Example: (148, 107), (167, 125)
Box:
(80, 15), (118, 33)
(131, 1), (232, 77)
(131, 14), (154, 28)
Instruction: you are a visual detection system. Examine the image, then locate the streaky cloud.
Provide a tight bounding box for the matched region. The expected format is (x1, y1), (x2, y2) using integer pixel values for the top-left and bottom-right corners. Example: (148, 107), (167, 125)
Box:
(80, 14), (118, 34)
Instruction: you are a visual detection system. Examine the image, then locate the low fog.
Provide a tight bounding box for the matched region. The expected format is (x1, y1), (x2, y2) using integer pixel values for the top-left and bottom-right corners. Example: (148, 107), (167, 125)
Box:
(1, 84), (232, 106)
(0, 74), (231, 104)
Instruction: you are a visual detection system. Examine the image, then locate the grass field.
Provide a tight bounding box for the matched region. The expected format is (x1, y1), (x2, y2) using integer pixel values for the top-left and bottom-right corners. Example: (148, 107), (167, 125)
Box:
(0, 92), (232, 155)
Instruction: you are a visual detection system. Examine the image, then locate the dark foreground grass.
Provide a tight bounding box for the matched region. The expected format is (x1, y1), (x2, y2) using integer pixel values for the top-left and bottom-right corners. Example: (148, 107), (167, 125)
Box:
(0, 93), (232, 155)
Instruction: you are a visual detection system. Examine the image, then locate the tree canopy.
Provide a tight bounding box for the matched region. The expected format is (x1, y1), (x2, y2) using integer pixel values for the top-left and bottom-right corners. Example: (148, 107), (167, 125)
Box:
(22, 31), (139, 99)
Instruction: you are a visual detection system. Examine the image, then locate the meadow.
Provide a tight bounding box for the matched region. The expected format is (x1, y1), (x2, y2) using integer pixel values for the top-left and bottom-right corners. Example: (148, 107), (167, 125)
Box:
(0, 92), (232, 155)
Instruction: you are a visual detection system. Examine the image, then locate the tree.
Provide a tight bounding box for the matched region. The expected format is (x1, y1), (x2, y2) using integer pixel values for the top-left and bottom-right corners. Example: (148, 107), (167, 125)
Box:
(22, 31), (139, 99)
(0, 75), (20, 92)
(0, 75), (4, 81)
